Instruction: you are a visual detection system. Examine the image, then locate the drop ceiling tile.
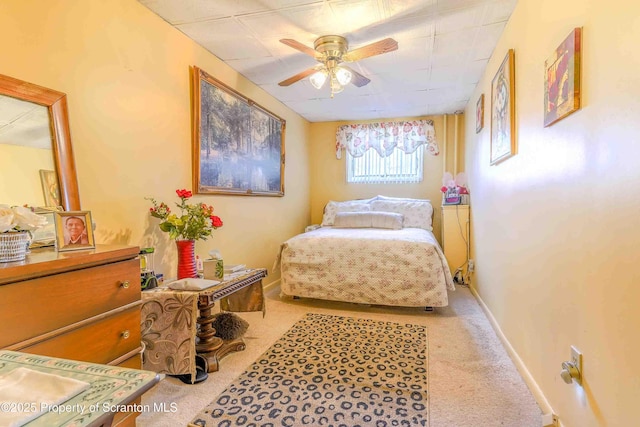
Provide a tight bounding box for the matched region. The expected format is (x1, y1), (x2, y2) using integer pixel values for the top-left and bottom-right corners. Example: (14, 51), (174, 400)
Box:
(471, 22), (506, 60)
(138, 0), (231, 24)
(277, 3), (339, 35)
(177, 19), (272, 60)
(429, 65), (462, 88)
(460, 59), (488, 83)
(346, 12), (435, 46)
(433, 27), (477, 52)
(329, 0), (383, 35)
(176, 17), (242, 39)
(261, 0), (323, 9)
(376, 68), (431, 91)
(384, 0), (438, 17)
(435, 4), (484, 34)
(482, 0), (517, 24)
(357, 37), (432, 72)
(227, 57), (283, 84)
(139, 0), (280, 25)
(238, 12), (306, 38)
(262, 82), (318, 102)
(436, 0), (486, 13)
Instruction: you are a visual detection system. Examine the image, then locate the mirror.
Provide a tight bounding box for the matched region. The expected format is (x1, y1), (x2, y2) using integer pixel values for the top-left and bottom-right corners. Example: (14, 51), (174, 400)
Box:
(0, 73), (80, 210)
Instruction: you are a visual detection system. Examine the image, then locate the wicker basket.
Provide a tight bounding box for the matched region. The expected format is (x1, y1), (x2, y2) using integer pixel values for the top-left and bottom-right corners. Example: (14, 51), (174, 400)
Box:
(0, 232), (31, 263)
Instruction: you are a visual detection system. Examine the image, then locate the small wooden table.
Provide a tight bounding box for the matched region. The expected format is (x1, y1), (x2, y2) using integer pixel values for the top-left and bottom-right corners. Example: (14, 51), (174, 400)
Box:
(141, 269), (267, 380)
(194, 269), (267, 372)
(0, 350), (159, 427)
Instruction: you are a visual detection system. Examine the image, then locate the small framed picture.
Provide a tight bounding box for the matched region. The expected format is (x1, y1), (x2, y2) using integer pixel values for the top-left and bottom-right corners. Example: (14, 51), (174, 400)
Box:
(30, 207), (63, 248)
(544, 27), (582, 127)
(476, 94), (484, 133)
(490, 49), (516, 165)
(54, 211), (95, 251)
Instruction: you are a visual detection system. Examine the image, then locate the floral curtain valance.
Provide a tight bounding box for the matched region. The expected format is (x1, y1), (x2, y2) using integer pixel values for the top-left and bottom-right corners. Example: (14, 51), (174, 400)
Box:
(335, 119), (439, 159)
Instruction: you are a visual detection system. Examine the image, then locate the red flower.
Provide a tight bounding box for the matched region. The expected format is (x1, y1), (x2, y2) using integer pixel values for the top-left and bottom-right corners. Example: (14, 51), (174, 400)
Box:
(440, 186), (448, 193)
(211, 216), (223, 228)
(176, 189), (192, 199)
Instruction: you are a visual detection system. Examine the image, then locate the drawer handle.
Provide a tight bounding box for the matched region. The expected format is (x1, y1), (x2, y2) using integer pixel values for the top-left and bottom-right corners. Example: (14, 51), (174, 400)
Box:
(120, 280), (130, 289)
(121, 330), (130, 339)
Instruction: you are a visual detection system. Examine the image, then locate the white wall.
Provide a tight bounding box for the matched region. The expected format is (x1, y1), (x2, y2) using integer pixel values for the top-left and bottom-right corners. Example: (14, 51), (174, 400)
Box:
(464, 0), (640, 425)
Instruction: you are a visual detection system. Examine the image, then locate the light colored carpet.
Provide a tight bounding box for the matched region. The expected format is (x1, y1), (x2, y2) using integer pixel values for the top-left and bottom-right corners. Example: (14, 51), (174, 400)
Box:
(137, 286), (542, 427)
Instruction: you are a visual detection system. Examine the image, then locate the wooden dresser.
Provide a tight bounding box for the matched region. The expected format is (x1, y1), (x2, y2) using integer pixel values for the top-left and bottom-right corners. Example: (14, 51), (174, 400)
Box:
(0, 244), (143, 426)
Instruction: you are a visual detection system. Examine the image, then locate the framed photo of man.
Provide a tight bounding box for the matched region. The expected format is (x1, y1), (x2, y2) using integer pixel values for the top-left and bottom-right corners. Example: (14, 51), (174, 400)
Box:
(54, 211), (95, 251)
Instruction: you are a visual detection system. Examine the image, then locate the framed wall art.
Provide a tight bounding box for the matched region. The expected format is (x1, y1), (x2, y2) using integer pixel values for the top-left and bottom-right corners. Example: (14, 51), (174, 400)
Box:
(54, 210), (95, 252)
(490, 49), (516, 165)
(476, 94), (484, 133)
(544, 27), (582, 127)
(191, 66), (286, 196)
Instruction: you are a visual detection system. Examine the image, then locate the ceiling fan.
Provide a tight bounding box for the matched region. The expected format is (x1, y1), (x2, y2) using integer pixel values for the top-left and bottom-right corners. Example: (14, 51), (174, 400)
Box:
(278, 35), (398, 97)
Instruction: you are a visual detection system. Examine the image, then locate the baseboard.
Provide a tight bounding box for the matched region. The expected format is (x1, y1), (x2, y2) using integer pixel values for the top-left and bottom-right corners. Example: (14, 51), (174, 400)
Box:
(263, 277), (280, 292)
(468, 285), (555, 417)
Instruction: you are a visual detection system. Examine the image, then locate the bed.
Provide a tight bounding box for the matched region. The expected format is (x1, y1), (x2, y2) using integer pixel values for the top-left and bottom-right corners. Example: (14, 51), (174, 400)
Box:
(275, 196), (455, 308)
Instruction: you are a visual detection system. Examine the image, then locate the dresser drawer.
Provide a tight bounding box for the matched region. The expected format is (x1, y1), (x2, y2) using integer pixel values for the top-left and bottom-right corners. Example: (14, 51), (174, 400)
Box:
(20, 305), (141, 365)
(0, 258), (139, 348)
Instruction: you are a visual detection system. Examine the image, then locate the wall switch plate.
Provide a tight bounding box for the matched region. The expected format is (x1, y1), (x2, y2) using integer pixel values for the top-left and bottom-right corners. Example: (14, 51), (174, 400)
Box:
(571, 345), (583, 380)
(468, 259), (475, 272)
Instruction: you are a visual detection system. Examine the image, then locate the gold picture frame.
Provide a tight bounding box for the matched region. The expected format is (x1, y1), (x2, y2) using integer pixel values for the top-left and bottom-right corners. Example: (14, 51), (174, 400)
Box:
(490, 49), (516, 165)
(39, 169), (61, 208)
(191, 66), (286, 196)
(544, 27), (582, 127)
(54, 210), (95, 252)
(476, 94), (484, 133)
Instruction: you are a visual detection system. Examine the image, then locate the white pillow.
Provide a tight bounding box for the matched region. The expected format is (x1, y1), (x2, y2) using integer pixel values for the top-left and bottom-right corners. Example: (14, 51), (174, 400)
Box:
(333, 211), (404, 230)
(321, 199), (373, 226)
(370, 199), (433, 230)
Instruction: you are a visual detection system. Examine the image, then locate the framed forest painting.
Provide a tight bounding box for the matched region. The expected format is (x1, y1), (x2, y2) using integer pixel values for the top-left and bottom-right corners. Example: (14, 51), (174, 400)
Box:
(191, 66), (285, 196)
(490, 49), (516, 165)
(544, 28), (582, 127)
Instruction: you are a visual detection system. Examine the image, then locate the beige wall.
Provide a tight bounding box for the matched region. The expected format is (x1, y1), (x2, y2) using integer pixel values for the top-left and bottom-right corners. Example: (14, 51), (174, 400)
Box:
(464, 0), (640, 425)
(309, 114), (464, 244)
(0, 145), (54, 207)
(0, 0), (311, 282)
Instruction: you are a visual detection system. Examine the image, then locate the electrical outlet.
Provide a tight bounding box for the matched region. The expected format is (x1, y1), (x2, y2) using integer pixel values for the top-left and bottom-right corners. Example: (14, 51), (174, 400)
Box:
(468, 259), (475, 272)
(541, 413), (558, 427)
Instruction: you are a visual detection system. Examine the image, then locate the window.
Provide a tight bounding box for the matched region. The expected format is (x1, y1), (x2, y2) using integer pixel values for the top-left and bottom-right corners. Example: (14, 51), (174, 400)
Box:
(347, 146), (424, 183)
(335, 119), (440, 184)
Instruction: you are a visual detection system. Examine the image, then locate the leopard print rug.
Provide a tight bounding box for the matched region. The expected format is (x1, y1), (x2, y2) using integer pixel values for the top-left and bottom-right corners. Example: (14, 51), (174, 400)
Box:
(189, 313), (428, 427)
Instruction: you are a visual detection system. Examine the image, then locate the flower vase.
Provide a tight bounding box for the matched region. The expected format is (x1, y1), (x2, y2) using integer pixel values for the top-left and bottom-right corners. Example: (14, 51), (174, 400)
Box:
(176, 239), (198, 279)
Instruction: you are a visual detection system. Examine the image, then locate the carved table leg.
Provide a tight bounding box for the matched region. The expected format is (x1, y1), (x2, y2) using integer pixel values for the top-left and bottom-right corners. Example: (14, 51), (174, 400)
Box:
(196, 294), (247, 373)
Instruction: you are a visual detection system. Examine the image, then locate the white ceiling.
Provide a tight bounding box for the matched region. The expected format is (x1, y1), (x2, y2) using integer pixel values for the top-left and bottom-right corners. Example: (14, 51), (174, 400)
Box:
(138, 0), (516, 122)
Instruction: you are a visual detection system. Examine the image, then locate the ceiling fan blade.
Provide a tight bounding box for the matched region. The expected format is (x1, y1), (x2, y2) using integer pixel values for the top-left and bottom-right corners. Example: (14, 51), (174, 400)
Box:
(279, 39), (318, 58)
(343, 38), (398, 62)
(341, 66), (371, 87)
(278, 67), (318, 86)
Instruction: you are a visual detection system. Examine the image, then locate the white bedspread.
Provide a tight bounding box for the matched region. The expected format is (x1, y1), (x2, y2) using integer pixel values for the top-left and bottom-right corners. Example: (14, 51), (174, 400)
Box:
(276, 227), (455, 307)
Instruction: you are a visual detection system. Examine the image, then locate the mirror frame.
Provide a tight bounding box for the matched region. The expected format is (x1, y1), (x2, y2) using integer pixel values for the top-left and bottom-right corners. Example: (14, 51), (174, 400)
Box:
(0, 73), (80, 210)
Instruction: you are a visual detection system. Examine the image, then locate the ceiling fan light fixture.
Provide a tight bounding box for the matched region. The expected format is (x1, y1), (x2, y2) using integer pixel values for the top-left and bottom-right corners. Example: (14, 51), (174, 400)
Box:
(330, 77), (344, 96)
(334, 67), (352, 86)
(309, 70), (327, 89)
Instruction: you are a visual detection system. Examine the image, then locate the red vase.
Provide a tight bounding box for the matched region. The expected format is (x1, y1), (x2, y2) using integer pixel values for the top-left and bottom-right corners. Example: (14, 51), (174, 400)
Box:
(176, 239), (197, 279)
